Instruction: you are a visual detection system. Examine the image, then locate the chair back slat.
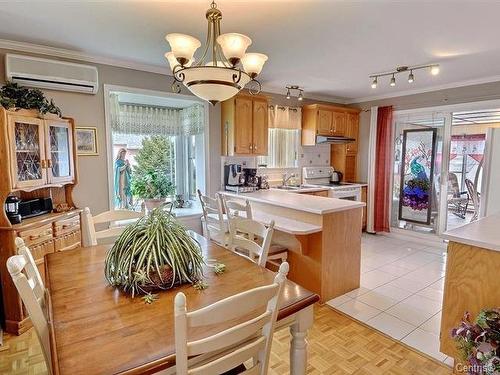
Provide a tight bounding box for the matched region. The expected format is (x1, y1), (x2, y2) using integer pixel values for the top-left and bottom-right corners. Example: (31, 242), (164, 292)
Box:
(7, 239), (52, 374)
(81, 207), (144, 246)
(188, 284), (278, 327)
(188, 310), (271, 356)
(465, 178), (480, 221)
(188, 337), (265, 375)
(174, 262), (289, 375)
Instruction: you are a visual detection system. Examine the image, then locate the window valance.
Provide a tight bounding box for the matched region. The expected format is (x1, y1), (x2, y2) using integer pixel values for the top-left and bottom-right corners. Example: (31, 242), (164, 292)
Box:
(109, 93), (205, 136)
(268, 105), (302, 129)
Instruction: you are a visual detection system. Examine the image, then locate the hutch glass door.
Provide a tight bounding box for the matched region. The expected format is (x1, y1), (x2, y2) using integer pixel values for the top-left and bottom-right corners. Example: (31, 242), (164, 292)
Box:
(9, 116), (47, 189)
(47, 120), (74, 183)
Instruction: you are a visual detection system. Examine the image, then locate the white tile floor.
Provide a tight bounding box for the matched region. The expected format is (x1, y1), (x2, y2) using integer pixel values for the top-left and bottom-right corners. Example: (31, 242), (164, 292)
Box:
(327, 233), (453, 365)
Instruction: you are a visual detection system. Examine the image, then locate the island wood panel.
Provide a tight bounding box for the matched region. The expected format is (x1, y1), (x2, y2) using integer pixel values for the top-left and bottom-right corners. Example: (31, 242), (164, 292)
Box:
(440, 241), (500, 358)
(286, 207), (363, 303)
(46, 235), (319, 375)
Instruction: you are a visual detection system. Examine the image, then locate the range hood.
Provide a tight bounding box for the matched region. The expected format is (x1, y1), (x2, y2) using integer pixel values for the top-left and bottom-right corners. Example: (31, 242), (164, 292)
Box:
(316, 135), (356, 144)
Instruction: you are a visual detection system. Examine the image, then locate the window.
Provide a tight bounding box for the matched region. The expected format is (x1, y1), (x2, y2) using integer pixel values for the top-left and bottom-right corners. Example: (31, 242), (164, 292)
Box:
(258, 105), (301, 168)
(109, 93), (205, 210)
(258, 128), (300, 168)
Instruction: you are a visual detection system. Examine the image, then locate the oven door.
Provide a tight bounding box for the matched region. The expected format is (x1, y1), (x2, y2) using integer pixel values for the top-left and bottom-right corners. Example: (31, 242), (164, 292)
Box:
(331, 188), (361, 201)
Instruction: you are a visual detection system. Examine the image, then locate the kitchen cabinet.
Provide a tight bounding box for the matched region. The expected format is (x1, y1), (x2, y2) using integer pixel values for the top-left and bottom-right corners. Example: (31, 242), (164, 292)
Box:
(345, 112), (359, 154)
(302, 104), (358, 146)
(331, 144), (357, 182)
(5, 111), (76, 190)
(221, 92), (268, 156)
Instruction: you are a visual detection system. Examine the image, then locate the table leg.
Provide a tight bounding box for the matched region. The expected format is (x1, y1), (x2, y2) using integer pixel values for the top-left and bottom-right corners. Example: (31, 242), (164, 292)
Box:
(289, 305), (314, 375)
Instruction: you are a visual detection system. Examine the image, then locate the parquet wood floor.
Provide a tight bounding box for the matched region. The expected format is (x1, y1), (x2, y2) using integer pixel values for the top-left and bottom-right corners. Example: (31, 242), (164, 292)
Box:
(0, 304), (452, 374)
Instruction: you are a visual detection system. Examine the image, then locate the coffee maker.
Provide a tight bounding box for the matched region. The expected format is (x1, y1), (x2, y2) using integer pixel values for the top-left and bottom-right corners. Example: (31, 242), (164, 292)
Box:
(224, 164), (259, 193)
(224, 164), (244, 186)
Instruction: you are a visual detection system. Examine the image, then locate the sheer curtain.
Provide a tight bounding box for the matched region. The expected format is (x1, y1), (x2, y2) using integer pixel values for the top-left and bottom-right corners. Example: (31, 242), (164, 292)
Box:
(258, 105), (301, 168)
(109, 93), (204, 136)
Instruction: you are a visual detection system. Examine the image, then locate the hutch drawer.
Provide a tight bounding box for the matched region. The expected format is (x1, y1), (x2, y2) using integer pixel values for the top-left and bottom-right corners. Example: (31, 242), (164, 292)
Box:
(17, 224), (53, 247)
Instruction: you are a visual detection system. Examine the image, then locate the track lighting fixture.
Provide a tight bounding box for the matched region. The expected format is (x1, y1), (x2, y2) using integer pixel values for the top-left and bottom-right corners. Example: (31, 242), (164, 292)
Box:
(369, 64), (439, 88)
(285, 85), (304, 101)
(408, 70), (414, 83)
(390, 74), (396, 87)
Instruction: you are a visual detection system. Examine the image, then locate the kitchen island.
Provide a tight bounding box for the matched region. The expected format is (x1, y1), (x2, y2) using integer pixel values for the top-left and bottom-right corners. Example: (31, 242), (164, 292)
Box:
(221, 190), (365, 302)
(440, 213), (500, 361)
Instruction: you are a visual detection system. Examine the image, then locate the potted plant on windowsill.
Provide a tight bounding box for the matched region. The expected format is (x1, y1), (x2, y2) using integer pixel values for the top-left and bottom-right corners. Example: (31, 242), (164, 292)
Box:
(130, 135), (176, 211)
(131, 170), (175, 211)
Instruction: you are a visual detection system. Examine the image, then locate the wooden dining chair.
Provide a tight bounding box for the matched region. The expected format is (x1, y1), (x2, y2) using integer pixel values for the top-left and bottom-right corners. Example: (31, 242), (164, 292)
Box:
(7, 238), (52, 374)
(81, 206), (144, 246)
(174, 261), (289, 375)
(197, 190), (227, 245)
(221, 196), (287, 268)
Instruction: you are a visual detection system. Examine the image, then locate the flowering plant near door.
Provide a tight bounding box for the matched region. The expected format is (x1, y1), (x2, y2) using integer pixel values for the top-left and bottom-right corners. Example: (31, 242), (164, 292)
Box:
(452, 308), (500, 374)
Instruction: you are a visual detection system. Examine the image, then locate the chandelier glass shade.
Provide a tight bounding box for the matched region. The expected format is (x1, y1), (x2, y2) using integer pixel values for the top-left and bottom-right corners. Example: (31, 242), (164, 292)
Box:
(165, 1), (267, 105)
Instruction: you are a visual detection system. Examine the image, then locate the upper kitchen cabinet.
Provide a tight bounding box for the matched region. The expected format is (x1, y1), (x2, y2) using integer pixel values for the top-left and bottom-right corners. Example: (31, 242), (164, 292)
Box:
(221, 92), (268, 156)
(345, 112), (359, 154)
(302, 104), (359, 145)
(1, 109), (77, 190)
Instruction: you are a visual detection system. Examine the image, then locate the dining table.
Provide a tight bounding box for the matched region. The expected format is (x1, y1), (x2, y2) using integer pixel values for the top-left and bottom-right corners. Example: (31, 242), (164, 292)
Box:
(45, 232), (319, 375)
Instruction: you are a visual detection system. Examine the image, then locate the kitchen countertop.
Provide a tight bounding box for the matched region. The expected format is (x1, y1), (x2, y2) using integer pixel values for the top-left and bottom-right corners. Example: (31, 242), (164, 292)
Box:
(442, 213), (500, 252)
(270, 186), (330, 194)
(221, 189), (365, 215)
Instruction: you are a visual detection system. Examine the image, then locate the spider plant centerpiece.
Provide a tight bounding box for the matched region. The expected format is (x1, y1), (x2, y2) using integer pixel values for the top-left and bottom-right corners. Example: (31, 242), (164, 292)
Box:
(104, 208), (204, 297)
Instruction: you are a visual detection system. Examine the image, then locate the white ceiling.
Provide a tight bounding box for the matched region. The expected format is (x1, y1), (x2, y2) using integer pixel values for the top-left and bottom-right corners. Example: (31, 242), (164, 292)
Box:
(2, 0), (500, 103)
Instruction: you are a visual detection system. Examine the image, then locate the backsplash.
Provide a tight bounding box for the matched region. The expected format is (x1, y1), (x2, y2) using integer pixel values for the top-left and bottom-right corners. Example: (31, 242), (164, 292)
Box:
(221, 143), (330, 187)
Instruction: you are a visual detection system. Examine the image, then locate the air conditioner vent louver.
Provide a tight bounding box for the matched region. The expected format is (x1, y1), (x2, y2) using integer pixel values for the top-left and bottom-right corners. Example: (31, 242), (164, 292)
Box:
(5, 54), (98, 94)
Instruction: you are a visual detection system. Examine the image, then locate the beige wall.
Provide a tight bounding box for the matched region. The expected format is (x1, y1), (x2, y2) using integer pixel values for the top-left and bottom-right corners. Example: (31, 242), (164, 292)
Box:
(353, 81), (500, 181)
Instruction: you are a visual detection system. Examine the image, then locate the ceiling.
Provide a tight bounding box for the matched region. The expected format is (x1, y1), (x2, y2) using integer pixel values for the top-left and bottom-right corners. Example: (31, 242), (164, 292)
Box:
(2, 1), (500, 103)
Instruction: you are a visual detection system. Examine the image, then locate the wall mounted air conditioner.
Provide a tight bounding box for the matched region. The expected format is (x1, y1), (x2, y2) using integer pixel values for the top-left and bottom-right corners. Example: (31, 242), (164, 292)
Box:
(5, 53), (99, 94)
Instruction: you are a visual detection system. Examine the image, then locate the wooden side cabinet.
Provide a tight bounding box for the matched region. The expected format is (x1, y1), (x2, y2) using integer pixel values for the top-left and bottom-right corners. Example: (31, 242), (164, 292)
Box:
(221, 93), (269, 156)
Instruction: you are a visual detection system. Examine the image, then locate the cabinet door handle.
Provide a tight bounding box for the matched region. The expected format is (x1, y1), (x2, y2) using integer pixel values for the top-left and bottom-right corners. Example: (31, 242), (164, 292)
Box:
(249, 143), (253, 150)
(41, 160), (47, 169)
(47, 159), (53, 168)
(253, 144), (257, 151)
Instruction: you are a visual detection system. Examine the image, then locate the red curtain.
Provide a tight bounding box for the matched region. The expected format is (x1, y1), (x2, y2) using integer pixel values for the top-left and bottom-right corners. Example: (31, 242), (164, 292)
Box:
(374, 106), (393, 233)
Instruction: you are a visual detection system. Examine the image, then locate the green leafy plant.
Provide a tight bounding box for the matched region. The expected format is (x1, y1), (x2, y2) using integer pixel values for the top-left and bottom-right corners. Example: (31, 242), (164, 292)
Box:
(213, 263), (226, 275)
(0, 81), (62, 116)
(131, 136), (176, 199)
(104, 209), (205, 297)
(131, 170), (175, 199)
(142, 293), (159, 304)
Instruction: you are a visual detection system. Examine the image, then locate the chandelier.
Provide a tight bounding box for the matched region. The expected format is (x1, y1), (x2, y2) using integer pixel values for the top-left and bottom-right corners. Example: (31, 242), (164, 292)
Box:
(165, 1), (268, 105)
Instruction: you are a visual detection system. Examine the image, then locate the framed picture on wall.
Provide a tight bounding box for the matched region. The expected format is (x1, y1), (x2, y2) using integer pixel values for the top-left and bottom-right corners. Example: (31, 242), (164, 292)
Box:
(398, 128), (437, 225)
(76, 127), (98, 156)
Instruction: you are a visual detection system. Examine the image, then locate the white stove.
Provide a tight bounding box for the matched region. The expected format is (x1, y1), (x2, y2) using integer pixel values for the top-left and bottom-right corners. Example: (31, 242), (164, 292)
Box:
(302, 166), (362, 201)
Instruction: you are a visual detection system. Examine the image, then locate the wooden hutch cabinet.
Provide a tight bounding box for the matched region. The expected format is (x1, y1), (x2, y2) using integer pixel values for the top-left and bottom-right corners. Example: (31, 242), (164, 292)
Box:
(0, 108), (82, 335)
(221, 92), (269, 156)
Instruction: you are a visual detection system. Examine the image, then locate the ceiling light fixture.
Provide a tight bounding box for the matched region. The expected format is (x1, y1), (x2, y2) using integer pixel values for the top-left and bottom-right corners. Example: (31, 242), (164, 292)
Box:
(431, 65), (440, 75)
(165, 1), (267, 105)
(369, 63), (440, 89)
(390, 74), (396, 87)
(285, 85), (304, 101)
(408, 70), (414, 83)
